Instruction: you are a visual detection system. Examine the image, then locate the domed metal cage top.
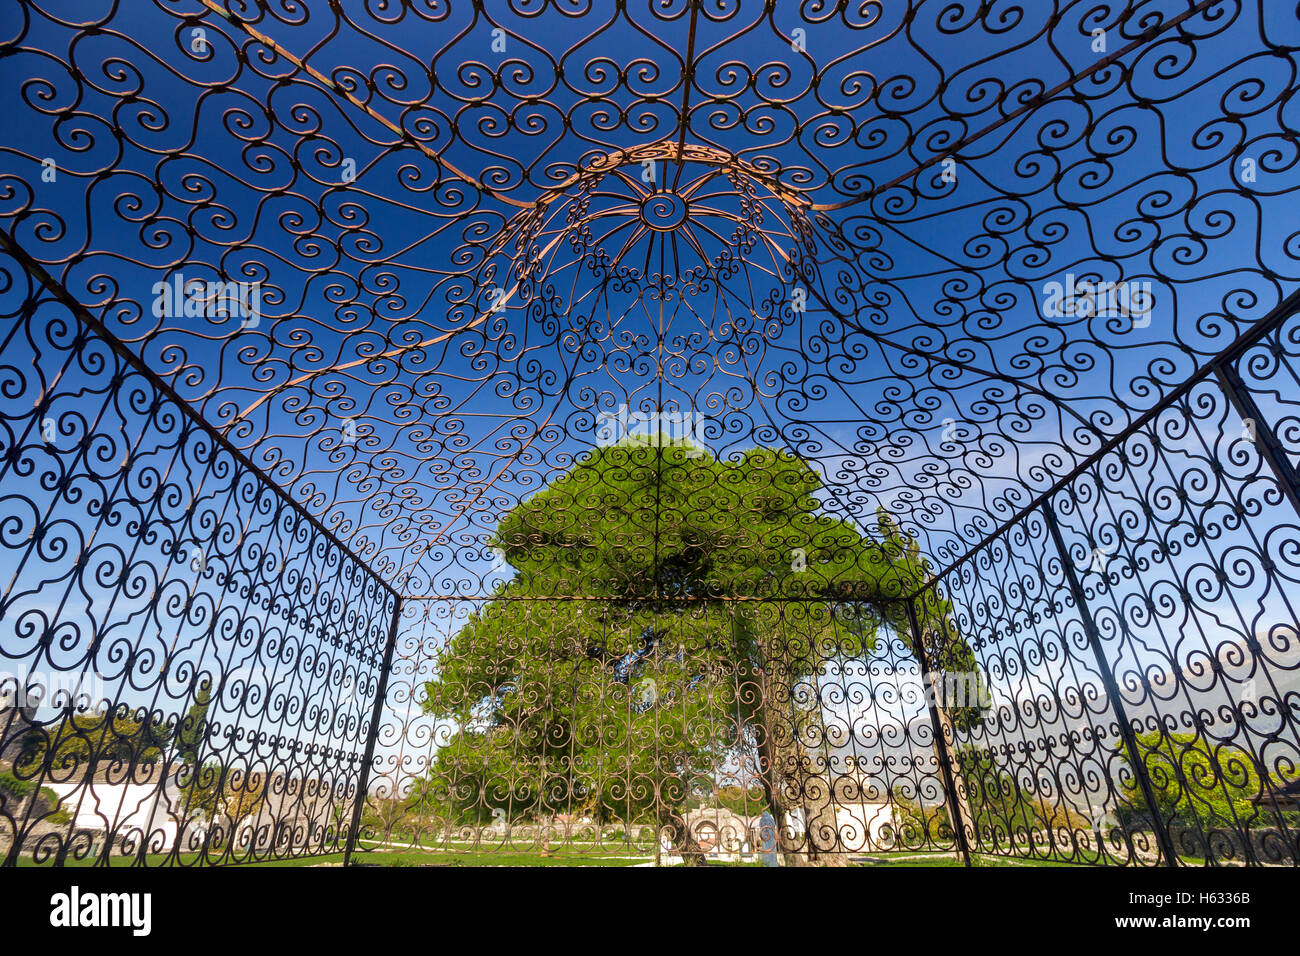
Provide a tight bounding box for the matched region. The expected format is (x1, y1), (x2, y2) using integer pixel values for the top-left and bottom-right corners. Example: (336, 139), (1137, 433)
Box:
(1, 0), (1298, 868)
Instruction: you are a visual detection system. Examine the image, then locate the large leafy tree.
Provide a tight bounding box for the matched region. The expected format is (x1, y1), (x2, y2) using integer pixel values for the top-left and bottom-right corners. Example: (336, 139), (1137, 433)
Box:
(16, 706), (172, 772)
(180, 761), (267, 829)
(417, 440), (979, 864)
(1116, 731), (1296, 834)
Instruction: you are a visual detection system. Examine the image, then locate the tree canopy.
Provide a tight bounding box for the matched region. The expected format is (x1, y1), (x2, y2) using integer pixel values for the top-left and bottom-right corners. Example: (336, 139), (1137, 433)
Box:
(415, 441), (982, 861)
(1116, 731), (1297, 832)
(16, 706), (172, 772)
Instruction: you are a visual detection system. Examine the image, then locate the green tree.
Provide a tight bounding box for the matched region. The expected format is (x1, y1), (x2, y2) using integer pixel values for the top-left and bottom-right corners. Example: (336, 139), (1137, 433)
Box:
(955, 746), (1087, 837)
(180, 760), (266, 833)
(174, 679), (213, 767)
(1116, 731), (1270, 832)
(687, 783), (768, 817)
(417, 440), (980, 864)
(18, 705), (172, 772)
(0, 768), (70, 825)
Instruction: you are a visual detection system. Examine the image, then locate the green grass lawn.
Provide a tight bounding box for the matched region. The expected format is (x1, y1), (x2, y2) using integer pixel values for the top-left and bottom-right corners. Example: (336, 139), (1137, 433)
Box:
(338, 848), (1078, 867)
(853, 852), (1080, 867)
(12, 842), (1087, 867)
(342, 848), (649, 867)
(12, 843), (651, 868)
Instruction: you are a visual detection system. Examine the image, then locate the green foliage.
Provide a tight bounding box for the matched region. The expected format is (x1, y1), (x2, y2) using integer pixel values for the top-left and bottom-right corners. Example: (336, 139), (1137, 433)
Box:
(41, 787), (71, 825)
(362, 797), (416, 839)
(491, 443), (923, 608)
(180, 761), (222, 819)
(0, 767), (37, 800)
(416, 442), (980, 830)
(890, 787), (951, 841)
(174, 679), (213, 767)
(959, 747), (1043, 832)
(956, 746), (1087, 833)
(891, 750), (1091, 844)
(1116, 731), (1279, 830)
(18, 706), (172, 771)
(179, 761), (265, 825)
(0, 770), (70, 824)
(927, 638), (989, 734)
(687, 784), (768, 817)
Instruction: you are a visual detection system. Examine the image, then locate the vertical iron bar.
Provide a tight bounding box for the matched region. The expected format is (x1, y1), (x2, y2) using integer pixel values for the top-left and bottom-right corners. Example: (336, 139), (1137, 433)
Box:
(905, 597), (972, 867)
(1213, 362), (1300, 518)
(344, 592), (403, 867)
(1212, 361), (1300, 865)
(1042, 499), (1179, 867)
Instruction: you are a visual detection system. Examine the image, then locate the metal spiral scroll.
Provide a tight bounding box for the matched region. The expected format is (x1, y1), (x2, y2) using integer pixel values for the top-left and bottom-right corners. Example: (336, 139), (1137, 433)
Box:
(0, 0), (1297, 866)
(640, 193), (689, 232)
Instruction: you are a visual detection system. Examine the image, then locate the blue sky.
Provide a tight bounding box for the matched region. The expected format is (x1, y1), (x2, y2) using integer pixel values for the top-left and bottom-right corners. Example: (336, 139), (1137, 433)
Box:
(2, 0), (1299, 824)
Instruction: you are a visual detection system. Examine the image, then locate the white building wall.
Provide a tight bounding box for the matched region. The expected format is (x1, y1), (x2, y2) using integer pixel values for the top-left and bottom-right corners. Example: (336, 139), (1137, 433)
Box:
(43, 780), (182, 847)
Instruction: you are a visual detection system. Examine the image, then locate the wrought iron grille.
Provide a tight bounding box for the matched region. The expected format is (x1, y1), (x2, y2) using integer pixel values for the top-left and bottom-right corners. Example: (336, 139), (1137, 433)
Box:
(0, 0), (1297, 867)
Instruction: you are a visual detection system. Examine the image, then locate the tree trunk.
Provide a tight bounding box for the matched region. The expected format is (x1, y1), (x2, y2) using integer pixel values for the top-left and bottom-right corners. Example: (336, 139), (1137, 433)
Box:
(748, 654), (846, 866)
(660, 804), (708, 866)
(745, 645), (803, 867)
(751, 695), (802, 867)
(919, 646), (976, 852)
(795, 707), (848, 867)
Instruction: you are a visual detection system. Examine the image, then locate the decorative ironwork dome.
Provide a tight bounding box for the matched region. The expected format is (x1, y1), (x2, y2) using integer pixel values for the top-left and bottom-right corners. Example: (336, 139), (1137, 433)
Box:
(0, 0), (1297, 870)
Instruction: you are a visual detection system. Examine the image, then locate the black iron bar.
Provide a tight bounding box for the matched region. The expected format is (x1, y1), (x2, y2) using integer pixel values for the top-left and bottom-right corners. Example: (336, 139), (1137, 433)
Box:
(344, 595), (404, 867)
(1042, 498), (1180, 868)
(905, 597), (973, 868)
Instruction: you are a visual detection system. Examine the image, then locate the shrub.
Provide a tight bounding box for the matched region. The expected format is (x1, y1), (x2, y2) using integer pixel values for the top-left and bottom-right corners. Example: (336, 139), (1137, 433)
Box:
(0, 768), (38, 801)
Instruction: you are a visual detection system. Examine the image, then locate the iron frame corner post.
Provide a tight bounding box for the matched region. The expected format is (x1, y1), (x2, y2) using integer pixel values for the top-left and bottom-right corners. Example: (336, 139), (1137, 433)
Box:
(904, 596), (973, 868)
(1213, 361), (1300, 518)
(1041, 499), (1180, 868)
(1211, 359), (1300, 865)
(344, 592), (403, 867)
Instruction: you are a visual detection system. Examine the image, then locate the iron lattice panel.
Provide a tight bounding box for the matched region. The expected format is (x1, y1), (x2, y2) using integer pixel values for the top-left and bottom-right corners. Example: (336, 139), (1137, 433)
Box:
(0, 0), (1296, 865)
(0, 251), (398, 865)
